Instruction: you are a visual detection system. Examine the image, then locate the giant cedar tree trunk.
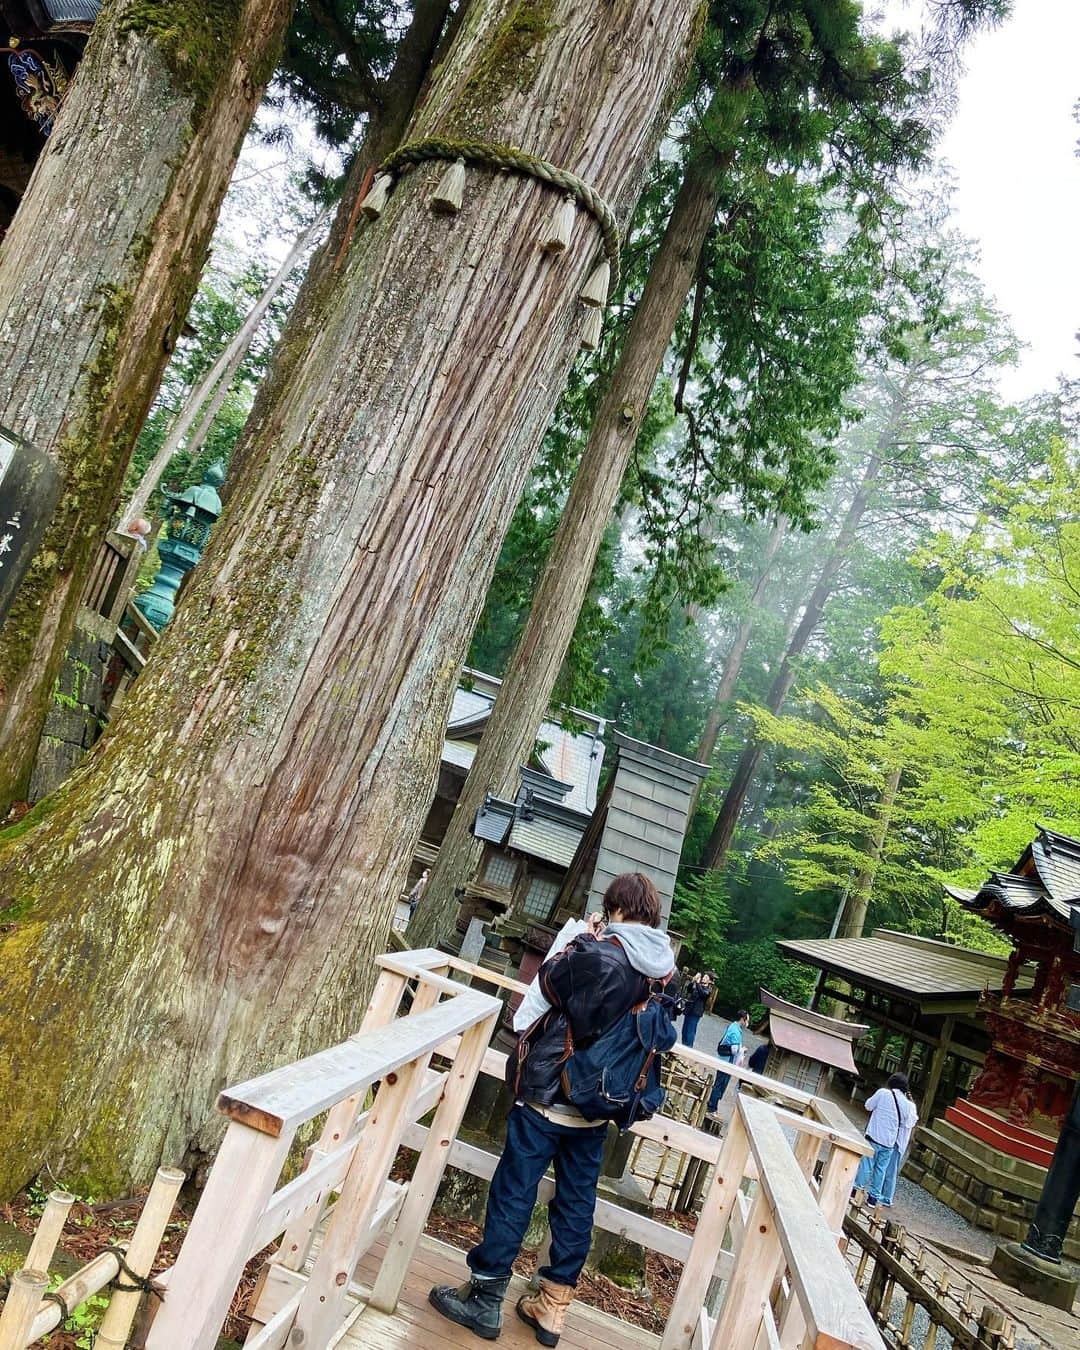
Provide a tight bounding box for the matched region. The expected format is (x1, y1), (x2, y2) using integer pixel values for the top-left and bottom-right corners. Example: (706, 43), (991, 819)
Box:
(700, 449), (885, 871)
(836, 763), (902, 939)
(411, 142), (723, 946)
(225, 0), (458, 493)
(0, 0), (699, 1196)
(0, 0), (294, 810)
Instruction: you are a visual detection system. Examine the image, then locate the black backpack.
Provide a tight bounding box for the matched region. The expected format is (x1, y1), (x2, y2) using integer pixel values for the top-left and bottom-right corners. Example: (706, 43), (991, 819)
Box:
(560, 989), (677, 1129)
(509, 982), (677, 1131)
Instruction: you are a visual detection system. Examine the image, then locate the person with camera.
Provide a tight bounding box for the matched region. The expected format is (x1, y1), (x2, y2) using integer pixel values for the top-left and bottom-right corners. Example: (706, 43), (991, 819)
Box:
(428, 872), (676, 1345)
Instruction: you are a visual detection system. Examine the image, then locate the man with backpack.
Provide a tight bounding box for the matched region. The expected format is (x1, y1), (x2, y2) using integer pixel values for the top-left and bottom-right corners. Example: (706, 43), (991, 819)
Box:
(429, 872), (676, 1345)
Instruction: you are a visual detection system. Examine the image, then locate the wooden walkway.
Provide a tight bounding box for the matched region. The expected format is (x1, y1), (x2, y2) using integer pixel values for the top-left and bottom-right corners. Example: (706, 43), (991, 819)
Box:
(346, 1234), (658, 1349)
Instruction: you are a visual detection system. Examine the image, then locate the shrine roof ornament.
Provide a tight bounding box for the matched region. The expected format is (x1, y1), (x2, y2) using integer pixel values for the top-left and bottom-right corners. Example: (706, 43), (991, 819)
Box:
(945, 826), (1080, 929)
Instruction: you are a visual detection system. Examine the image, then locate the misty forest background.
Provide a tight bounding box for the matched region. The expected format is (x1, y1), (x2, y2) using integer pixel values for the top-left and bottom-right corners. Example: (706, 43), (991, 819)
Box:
(115, 0), (1080, 1021)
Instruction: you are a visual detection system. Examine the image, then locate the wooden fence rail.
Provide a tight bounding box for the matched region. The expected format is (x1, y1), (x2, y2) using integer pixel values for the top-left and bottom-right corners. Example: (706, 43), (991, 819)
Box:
(143, 948), (885, 1350)
(0, 1168), (182, 1350)
(844, 1212), (1016, 1350)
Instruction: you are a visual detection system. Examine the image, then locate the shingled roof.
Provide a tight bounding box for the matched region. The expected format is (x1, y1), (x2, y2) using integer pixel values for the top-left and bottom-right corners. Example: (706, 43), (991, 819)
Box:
(445, 669), (605, 813)
(778, 929), (1031, 1011)
(944, 826), (1080, 928)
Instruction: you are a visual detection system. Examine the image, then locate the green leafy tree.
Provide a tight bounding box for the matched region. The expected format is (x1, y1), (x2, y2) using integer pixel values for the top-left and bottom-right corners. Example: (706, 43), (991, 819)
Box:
(671, 870), (734, 974)
(714, 938), (816, 1023)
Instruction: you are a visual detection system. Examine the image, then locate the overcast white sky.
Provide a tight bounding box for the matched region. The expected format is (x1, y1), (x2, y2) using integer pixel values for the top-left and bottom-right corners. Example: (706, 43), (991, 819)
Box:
(881, 0), (1080, 399)
(232, 2), (1079, 403)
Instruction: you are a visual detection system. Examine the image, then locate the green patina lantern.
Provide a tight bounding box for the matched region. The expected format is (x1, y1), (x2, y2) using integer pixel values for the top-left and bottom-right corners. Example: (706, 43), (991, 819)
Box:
(135, 460), (225, 632)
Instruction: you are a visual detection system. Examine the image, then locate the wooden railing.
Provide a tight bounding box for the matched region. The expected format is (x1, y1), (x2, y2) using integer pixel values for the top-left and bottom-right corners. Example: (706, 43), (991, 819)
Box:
(845, 1211), (1016, 1349)
(79, 530), (144, 626)
(147, 949), (885, 1350)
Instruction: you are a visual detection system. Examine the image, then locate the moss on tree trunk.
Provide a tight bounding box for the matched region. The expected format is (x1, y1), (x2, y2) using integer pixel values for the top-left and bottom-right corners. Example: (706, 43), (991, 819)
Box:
(0, 0), (701, 1197)
(0, 0), (293, 810)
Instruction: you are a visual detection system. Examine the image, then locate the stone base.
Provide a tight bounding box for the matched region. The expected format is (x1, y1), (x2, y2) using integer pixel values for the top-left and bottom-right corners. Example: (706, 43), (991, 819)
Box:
(27, 607), (113, 801)
(991, 1242), (1079, 1312)
(907, 1123), (1080, 1261)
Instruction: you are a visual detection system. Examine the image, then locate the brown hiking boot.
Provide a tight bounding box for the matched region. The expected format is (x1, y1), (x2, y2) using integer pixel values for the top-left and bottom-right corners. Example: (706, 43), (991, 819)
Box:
(516, 1278), (574, 1346)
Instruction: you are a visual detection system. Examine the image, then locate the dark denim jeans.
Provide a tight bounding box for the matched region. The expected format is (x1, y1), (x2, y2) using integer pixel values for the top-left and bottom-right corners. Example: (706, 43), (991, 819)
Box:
(707, 1050), (735, 1111)
(681, 1013), (701, 1046)
(468, 1103), (607, 1286)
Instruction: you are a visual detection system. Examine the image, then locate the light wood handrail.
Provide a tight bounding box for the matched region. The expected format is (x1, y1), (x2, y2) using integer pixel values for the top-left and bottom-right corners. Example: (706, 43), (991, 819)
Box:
(217, 988), (499, 1135)
(736, 1094), (884, 1350)
(148, 948), (883, 1350)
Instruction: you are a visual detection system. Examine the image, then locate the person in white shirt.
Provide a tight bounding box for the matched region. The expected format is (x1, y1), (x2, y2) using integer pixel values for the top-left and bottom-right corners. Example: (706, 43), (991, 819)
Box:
(853, 1072), (918, 1207)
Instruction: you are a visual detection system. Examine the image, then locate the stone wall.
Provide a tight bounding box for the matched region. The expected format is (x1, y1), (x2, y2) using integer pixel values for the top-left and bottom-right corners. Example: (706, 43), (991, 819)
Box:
(906, 1121), (1080, 1261)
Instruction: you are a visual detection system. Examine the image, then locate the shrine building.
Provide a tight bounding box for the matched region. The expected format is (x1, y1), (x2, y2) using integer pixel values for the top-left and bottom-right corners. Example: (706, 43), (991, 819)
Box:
(780, 827), (1080, 1257)
(402, 668), (707, 976)
(1, 3), (100, 239)
(912, 827), (1080, 1257)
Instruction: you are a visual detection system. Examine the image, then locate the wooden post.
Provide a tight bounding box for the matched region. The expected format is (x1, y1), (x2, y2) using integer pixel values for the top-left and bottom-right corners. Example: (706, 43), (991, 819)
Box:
(709, 1186), (779, 1350)
(369, 1009), (498, 1312)
(146, 1125), (294, 1349)
(662, 1110), (751, 1350)
(275, 968), (409, 1273)
(96, 1166), (184, 1350)
(977, 1304), (1009, 1349)
(26, 1251), (123, 1342)
(818, 1138), (862, 1233)
(920, 1016), (954, 1120)
(0, 1268), (48, 1350)
(291, 1052), (432, 1345)
(25, 1190), (74, 1273)
(865, 1220), (902, 1324)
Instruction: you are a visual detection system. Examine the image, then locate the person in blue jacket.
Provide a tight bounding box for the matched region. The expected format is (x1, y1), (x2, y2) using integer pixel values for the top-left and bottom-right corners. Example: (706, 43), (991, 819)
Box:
(706, 1010), (749, 1118)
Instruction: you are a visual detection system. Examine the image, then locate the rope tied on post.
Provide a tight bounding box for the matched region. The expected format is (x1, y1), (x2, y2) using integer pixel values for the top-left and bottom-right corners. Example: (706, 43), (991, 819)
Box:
(41, 1287), (71, 1322)
(374, 136), (622, 296)
(102, 1245), (164, 1300)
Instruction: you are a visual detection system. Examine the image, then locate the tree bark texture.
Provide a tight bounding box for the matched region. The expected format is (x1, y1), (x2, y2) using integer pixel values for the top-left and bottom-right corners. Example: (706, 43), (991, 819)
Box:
(836, 763), (902, 939)
(411, 146), (722, 947)
(0, 0), (700, 1197)
(223, 0), (459, 497)
(700, 450), (885, 871)
(0, 0), (295, 810)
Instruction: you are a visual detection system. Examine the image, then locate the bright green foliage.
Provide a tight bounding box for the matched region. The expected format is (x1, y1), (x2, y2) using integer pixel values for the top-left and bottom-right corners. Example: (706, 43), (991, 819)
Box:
(713, 938), (816, 1023)
(671, 869), (734, 973)
(747, 442), (1080, 949)
(883, 444), (1080, 877)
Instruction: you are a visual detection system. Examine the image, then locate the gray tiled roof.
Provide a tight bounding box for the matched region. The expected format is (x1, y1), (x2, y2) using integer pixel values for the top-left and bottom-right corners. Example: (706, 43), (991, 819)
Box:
(442, 740), (477, 771)
(947, 827), (1080, 927)
(778, 929), (1031, 1006)
(441, 672), (605, 812)
(507, 815), (584, 868)
(1031, 831), (1080, 904)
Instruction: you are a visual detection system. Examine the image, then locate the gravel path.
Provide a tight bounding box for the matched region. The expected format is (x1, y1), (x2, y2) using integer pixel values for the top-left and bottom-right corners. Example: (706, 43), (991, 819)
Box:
(887, 1175), (997, 1260)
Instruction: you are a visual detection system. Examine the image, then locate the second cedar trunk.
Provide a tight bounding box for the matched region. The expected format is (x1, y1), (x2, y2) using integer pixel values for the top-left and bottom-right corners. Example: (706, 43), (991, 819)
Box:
(0, 0), (701, 1195)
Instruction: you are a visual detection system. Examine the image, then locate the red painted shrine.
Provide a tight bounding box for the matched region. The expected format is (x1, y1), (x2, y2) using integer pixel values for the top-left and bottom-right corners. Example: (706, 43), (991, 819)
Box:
(906, 827), (1080, 1256)
(946, 828), (1080, 1164)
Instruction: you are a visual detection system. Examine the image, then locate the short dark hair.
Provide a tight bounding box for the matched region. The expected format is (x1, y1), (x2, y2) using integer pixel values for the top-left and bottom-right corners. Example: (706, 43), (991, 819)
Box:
(887, 1072), (911, 1094)
(602, 872), (662, 928)
(737, 1009), (749, 1022)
